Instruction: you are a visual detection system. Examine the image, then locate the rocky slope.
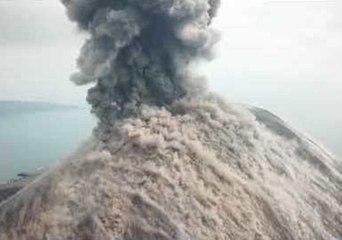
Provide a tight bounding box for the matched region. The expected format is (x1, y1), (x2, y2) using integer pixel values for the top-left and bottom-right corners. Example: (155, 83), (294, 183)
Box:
(0, 171), (43, 203)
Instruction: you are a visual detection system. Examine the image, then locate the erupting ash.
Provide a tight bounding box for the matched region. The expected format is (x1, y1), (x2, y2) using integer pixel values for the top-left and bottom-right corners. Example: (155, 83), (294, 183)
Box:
(0, 0), (342, 239)
(62, 0), (220, 125)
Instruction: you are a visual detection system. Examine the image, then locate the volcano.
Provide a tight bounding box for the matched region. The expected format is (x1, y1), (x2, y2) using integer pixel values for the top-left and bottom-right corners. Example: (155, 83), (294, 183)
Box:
(0, 96), (341, 239)
(1, 0), (341, 239)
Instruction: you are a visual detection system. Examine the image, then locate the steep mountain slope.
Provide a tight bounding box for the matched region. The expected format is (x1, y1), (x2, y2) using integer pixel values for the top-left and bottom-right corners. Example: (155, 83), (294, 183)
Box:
(0, 96), (341, 240)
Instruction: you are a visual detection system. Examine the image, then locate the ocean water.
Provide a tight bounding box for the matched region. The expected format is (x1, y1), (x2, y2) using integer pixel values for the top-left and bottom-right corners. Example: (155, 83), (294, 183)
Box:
(0, 106), (95, 181)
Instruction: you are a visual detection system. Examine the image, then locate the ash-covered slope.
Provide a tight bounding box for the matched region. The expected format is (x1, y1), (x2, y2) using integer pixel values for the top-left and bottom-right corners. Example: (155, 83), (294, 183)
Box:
(0, 96), (341, 240)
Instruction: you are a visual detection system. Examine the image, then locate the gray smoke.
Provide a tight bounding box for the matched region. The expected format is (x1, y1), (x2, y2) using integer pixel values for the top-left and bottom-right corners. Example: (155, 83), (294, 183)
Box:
(62, 0), (220, 125)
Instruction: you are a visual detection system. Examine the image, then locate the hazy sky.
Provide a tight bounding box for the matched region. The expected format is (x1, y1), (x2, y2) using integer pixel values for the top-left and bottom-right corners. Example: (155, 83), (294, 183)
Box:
(0, 0), (86, 105)
(207, 0), (342, 153)
(0, 0), (341, 154)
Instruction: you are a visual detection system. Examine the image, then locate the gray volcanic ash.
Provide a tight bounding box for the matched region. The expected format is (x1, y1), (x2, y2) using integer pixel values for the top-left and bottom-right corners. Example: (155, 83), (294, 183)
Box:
(62, 0), (220, 125)
(0, 0), (342, 239)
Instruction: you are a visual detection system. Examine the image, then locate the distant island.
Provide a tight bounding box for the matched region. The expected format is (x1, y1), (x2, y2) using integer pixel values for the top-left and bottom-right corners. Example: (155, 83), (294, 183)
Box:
(0, 101), (82, 117)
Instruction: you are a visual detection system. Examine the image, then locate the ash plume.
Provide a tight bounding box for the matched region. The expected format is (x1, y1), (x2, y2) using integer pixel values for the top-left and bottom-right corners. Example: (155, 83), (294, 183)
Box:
(62, 0), (220, 125)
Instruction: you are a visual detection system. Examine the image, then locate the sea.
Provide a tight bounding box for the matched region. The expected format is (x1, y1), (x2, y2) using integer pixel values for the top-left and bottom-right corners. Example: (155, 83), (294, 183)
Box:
(0, 102), (95, 181)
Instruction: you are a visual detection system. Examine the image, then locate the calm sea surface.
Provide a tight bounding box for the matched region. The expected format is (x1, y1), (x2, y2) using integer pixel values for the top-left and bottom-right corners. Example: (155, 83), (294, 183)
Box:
(0, 106), (95, 181)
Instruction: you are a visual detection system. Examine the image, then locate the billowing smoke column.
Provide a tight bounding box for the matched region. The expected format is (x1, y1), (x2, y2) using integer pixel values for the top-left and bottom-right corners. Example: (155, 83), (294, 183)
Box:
(62, 0), (220, 125)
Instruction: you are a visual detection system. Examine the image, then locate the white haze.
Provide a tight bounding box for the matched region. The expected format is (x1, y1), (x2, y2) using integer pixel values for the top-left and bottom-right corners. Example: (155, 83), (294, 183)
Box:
(0, 0), (341, 155)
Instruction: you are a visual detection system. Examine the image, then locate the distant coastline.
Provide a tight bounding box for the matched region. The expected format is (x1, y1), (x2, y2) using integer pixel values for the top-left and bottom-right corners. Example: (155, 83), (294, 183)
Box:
(0, 100), (86, 117)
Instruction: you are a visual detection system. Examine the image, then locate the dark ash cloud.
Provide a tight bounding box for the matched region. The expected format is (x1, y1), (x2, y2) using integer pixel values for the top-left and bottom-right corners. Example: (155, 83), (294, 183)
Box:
(62, 0), (221, 125)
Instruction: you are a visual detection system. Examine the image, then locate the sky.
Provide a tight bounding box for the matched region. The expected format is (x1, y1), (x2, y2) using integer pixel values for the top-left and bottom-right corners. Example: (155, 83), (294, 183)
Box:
(205, 0), (342, 154)
(0, 0), (86, 105)
(0, 0), (341, 155)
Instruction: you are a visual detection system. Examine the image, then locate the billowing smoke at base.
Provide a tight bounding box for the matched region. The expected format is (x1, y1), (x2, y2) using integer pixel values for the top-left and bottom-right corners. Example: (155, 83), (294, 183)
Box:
(62, 0), (220, 125)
